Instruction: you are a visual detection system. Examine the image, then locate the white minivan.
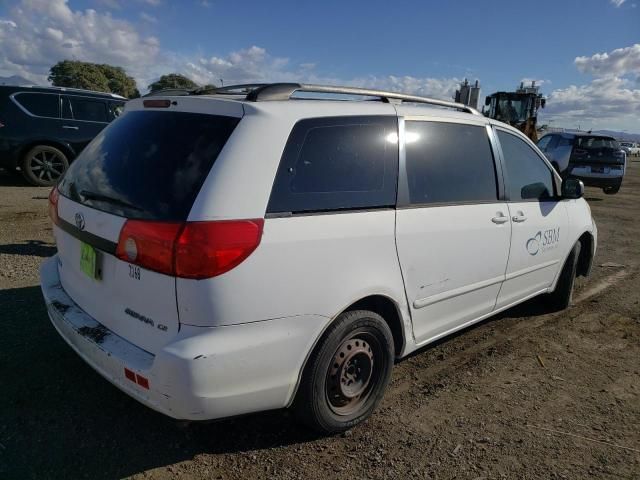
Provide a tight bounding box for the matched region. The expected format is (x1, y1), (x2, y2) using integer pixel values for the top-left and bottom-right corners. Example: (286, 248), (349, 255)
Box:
(41, 83), (597, 433)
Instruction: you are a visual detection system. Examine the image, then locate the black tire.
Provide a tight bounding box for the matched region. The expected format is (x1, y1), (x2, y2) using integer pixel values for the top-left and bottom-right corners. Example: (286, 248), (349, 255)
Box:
(21, 145), (69, 187)
(293, 310), (394, 434)
(545, 242), (581, 312)
(603, 186), (620, 195)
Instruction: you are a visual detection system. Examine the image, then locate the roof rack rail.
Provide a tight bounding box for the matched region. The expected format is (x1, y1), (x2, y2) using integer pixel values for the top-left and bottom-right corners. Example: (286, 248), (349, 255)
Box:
(21, 85), (127, 99)
(245, 83), (481, 115)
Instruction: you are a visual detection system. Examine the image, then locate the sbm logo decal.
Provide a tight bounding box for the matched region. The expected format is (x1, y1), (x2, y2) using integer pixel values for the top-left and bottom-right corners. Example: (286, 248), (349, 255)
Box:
(526, 228), (560, 256)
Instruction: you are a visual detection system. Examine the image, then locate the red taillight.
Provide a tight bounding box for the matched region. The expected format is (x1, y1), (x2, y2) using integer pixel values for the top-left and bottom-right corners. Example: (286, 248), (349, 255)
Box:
(115, 219), (264, 279)
(116, 220), (183, 275)
(175, 220), (264, 279)
(48, 186), (59, 225)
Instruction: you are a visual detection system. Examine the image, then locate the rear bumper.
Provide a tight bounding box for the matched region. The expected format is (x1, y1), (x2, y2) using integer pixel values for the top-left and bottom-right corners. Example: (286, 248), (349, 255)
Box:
(40, 255), (329, 420)
(569, 172), (623, 189)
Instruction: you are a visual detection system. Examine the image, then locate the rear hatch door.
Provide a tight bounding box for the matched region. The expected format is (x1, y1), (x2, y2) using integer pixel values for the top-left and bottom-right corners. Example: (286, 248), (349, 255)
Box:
(54, 102), (242, 353)
(570, 136), (625, 171)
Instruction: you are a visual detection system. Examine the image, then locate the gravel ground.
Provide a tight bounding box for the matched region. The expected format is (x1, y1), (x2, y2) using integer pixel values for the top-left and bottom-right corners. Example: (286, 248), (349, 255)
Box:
(0, 163), (639, 479)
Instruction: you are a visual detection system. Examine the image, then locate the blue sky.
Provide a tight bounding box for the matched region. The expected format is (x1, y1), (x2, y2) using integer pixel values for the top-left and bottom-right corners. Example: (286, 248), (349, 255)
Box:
(0, 0), (639, 131)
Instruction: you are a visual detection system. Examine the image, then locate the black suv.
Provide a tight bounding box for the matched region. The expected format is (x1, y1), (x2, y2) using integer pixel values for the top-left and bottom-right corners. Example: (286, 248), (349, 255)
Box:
(537, 132), (626, 194)
(0, 85), (126, 186)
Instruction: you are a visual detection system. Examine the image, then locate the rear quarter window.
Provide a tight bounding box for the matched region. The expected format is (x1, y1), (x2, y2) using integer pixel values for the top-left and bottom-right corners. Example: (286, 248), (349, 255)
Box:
(267, 116), (398, 214)
(14, 93), (60, 118)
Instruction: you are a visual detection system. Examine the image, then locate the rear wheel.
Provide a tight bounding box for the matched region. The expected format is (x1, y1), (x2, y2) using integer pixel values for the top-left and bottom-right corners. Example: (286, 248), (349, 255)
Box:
(603, 185), (620, 195)
(21, 145), (69, 187)
(545, 242), (581, 311)
(293, 310), (394, 434)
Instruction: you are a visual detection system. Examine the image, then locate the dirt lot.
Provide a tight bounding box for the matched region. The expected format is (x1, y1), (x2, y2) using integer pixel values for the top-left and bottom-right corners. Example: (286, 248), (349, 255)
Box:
(1, 163), (639, 480)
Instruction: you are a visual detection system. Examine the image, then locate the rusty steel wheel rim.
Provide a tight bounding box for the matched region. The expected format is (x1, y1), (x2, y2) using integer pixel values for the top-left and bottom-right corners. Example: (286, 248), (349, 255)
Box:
(326, 333), (377, 416)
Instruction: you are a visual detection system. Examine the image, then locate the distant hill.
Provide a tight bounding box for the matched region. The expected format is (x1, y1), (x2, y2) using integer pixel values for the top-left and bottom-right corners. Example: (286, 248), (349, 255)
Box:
(540, 126), (640, 143)
(592, 130), (640, 143)
(0, 75), (32, 85)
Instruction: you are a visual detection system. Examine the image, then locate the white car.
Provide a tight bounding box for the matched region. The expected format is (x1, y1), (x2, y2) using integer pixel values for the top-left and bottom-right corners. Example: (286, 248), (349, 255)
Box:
(41, 83), (597, 433)
(620, 142), (640, 156)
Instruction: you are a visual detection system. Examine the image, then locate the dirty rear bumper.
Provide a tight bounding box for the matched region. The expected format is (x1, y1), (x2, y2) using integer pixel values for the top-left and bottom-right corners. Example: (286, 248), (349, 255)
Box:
(40, 255), (329, 420)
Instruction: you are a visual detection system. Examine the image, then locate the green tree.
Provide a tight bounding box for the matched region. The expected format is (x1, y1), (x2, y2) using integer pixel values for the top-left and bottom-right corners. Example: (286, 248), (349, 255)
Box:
(148, 73), (198, 92)
(99, 64), (140, 98)
(48, 60), (140, 98)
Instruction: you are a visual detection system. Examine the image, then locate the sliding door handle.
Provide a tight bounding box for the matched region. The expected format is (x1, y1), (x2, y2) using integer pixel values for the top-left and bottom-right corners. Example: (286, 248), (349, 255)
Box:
(491, 214), (509, 224)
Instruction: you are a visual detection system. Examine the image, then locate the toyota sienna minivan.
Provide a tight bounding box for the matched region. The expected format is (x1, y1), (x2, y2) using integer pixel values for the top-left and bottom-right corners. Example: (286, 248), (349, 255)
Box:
(41, 83), (596, 433)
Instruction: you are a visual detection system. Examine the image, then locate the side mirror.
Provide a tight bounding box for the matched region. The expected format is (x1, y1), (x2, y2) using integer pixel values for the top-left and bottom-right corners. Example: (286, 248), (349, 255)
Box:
(561, 178), (584, 199)
(484, 97), (491, 106)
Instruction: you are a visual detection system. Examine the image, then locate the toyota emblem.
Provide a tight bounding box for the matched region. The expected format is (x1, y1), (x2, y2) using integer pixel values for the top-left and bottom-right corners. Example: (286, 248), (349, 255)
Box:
(75, 212), (85, 231)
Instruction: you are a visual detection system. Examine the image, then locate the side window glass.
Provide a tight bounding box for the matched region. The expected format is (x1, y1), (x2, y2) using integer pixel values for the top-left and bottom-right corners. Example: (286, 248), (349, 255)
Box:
(268, 116), (398, 214)
(558, 136), (573, 147)
(62, 97), (72, 119)
(497, 130), (555, 201)
(404, 121), (497, 205)
(69, 98), (108, 122)
(15, 93), (59, 118)
(536, 135), (553, 151)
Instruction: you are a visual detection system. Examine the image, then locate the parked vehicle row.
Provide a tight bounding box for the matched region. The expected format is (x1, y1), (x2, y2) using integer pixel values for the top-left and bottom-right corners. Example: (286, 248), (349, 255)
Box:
(40, 83), (596, 433)
(0, 85), (125, 186)
(537, 132), (626, 194)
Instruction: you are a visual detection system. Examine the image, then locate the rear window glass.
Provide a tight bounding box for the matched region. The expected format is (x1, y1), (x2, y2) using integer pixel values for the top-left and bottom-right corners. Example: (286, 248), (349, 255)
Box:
(58, 110), (239, 220)
(15, 93), (59, 117)
(575, 136), (619, 150)
(267, 116), (398, 214)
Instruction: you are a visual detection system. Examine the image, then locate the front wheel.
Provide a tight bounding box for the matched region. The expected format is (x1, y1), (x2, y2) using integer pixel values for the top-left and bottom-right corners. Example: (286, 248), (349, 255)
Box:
(21, 145), (69, 186)
(545, 242), (581, 312)
(603, 185), (620, 195)
(293, 310), (394, 434)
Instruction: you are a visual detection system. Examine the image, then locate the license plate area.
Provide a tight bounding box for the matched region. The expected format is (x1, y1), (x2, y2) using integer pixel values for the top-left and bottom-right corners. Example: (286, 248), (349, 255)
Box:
(80, 242), (101, 280)
(591, 166), (607, 174)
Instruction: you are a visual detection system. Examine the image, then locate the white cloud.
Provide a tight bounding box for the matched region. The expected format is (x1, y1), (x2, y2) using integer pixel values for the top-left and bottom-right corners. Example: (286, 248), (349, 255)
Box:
(140, 0), (161, 6)
(139, 12), (157, 23)
(182, 45), (461, 100)
(519, 78), (550, 87)
(575, 44), (640, 77)
(538, 44), (640, 130)
(543, 76), (640, 128)
(610, 0), (626, 6)
(0, 0), (161, 84)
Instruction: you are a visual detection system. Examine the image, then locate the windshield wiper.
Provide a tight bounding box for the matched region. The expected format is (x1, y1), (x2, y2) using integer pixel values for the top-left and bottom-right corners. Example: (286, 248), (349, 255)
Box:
(80, 190), (142, 211)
